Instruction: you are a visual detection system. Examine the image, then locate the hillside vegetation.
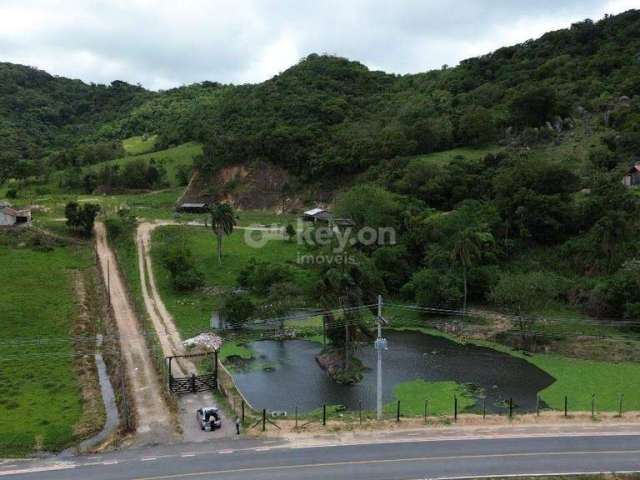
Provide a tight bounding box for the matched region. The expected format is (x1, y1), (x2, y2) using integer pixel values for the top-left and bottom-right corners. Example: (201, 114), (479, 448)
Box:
(2, 10), (640, 325)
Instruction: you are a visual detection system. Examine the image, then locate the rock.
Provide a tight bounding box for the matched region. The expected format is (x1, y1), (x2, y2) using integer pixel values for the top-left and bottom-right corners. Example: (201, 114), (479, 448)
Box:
(183, 332), (223, 352)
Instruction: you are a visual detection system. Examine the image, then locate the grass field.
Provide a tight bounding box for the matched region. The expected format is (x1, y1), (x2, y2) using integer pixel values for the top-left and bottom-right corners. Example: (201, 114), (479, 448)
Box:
(7, 142), (201, 197)
(150, 225), (317, 336)
(97, 142), (201, 187)
(0, 238), (94, 456)
(407, 146), (499, 166)
(122, 135), (158, 156)
(386, 380), (475, 417)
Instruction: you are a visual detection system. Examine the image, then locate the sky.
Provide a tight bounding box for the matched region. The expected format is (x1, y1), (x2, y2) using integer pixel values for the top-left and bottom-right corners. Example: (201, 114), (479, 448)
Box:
(0, 0), (637, 90)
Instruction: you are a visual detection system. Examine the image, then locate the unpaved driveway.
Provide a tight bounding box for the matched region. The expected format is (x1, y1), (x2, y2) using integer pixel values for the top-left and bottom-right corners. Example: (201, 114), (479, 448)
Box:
(95, 222), (175, 445)
(137, 221), (236, 441)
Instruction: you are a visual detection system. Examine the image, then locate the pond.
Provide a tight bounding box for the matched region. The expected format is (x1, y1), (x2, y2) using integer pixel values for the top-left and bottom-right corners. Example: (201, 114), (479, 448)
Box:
(229, 330), (555, 414)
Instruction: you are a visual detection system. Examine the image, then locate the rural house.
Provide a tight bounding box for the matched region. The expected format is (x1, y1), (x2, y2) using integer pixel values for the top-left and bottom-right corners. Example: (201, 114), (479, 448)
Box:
(176, 202), (209, 214)
(302, 208), (332, 224)
(0, 203), (31, 226)
(622, 164), (640, 187)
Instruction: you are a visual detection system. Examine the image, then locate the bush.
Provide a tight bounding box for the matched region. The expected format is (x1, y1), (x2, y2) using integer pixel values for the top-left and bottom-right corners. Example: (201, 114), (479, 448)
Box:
(6, 188), (17, 199)
(402, 269), (463, 309)
(221, 293), (255, 329)
(489, 271), (569, 315)
(237, 259), (292, 295)
(159, 241), (204, 291)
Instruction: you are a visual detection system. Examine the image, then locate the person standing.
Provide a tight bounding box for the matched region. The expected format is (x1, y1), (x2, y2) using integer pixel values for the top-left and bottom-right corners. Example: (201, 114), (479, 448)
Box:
(235, 416), (241, 435)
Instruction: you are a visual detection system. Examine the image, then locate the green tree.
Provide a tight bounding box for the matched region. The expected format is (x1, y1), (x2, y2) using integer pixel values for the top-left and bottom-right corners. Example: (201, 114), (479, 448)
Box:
(285, 223), (296, 242)
(489, 271), (567, 350)
(450, 226), (494, 313)
(209, 203), (236, 264)
(64, 201), (101, 237)
(221, 293), (255, 329)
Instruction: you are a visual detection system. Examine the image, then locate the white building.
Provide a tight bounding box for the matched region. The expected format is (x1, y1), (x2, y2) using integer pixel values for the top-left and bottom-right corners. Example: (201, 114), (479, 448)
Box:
(0, 203), (31, 226)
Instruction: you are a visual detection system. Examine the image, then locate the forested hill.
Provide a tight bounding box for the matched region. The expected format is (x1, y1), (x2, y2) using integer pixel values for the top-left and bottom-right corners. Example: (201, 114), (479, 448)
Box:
(198, 9), (640, 180)
(1, 9), (640, 184)
(0, 63), (150, 177)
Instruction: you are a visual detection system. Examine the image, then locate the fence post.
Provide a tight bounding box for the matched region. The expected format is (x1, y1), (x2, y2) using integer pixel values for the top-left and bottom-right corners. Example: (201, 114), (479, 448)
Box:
(241, 400), (245, 424)
(619, 394), (624, 417)
(396, 400), (401, 422)
(536, 395), (540, 416)
(564, 396), (568, 417)
(359, 401), (363, 425)
(482, 398), (486, 420)
(509, 398), (513, 419)
(424, 400), (428, 423)
(591, 394), (596, 419)
(262, 409), (266, 432)
(454, 395), (458, 422)
(295, 407), (298, 428)
(322, 404), (326, 426)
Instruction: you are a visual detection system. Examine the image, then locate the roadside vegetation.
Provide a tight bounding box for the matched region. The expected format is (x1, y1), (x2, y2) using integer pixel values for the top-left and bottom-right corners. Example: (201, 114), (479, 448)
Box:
(0, 230), (102, 456)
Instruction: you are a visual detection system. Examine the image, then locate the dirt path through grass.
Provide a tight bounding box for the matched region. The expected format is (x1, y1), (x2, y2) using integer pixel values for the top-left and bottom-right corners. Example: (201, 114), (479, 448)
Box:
(137, 221), (235, 440)
(94, 222), (175, 445)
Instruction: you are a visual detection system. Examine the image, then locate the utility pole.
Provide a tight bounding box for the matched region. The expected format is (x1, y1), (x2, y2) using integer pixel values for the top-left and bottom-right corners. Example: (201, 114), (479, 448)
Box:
(375, 294), (388, 420)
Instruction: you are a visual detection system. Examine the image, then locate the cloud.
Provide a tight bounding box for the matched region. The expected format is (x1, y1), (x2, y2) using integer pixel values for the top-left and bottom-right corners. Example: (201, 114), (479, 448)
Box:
(0, 0), (634, 89)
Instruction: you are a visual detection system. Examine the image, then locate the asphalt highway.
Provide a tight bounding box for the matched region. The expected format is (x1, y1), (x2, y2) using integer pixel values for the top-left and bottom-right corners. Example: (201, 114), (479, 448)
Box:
(1, 434), (640, 480)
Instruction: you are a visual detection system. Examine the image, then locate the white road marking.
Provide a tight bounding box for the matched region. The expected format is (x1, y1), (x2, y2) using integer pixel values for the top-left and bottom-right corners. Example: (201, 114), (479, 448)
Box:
(217, 449), (234, 454)
(0, 464), (76, 477)
(142, 457), (158, 462)
(181, 454), (196, 458)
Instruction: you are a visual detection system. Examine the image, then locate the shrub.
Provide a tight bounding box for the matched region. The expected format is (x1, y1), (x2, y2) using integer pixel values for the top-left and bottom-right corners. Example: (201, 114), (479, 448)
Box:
(403, 268), (463, 309)
(159, 242), (204, 291)
(237, 259), (292, 295)
(221, 293), (255, 329)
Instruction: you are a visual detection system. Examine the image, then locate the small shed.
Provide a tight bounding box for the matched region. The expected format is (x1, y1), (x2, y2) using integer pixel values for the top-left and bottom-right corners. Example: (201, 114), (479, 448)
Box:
(622, 164), (640, 187)
(0, 204), (31, 226)
(176, 202), (209, 214)
(302, 208), (332, 224)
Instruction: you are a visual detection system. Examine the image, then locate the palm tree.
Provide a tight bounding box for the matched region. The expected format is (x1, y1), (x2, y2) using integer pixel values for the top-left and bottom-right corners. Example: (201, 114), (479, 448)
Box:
(210, 203), (236, 264)
(450, 226), (493, 313)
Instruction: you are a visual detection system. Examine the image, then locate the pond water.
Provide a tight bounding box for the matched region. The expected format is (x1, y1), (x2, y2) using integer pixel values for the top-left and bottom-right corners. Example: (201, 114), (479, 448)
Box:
(230, 330), (555, 414)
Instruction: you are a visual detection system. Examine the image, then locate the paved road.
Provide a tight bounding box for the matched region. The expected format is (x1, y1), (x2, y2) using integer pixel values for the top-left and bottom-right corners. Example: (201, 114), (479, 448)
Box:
(2, 434), (640, 480)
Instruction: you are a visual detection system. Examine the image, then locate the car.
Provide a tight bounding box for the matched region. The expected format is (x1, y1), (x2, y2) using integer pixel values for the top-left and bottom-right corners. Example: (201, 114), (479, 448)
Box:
(196, 406), (222, 431)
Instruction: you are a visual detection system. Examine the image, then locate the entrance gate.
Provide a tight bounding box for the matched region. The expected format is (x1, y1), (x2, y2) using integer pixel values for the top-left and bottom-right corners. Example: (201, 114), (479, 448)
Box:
(166, 351), (218, 395)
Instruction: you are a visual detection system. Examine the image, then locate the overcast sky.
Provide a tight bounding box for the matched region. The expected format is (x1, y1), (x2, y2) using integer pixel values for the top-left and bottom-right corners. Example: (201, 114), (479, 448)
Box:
(0, 0), (636, 90)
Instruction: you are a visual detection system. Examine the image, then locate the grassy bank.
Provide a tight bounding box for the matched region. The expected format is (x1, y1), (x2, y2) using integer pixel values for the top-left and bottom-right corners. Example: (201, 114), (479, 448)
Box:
(150, 225), (316, 336)
(0, 234), (95, 455)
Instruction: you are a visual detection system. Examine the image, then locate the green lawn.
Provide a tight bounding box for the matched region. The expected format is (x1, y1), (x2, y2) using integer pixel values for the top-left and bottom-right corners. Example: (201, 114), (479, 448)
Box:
(151, 225), (317, 337)
(0, 241), (93, 455)
(98, 142), (201, 187)
(122, 135), (158, 156)
(407, 146), (499, 166)
(219, 341), (253, 361)
(387, 380), (474, 417)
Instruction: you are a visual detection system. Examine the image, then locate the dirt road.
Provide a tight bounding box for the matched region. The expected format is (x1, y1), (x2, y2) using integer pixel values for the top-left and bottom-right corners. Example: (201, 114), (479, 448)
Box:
(136, 221), (235, 440)
(94, 222), (175, 445)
